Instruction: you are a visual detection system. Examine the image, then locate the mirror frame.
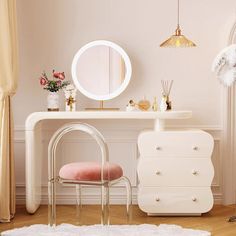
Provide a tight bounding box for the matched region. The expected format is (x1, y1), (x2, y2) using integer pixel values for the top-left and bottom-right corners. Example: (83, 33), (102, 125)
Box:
(71, 40), (132, 101)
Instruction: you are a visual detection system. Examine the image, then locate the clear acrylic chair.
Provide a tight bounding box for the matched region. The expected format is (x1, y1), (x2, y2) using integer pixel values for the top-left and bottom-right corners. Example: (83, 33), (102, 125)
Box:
(48, 122), (132, 227)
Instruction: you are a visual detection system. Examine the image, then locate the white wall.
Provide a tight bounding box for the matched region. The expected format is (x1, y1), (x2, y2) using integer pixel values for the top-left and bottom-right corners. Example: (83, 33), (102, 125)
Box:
(14, 0), (236, 205)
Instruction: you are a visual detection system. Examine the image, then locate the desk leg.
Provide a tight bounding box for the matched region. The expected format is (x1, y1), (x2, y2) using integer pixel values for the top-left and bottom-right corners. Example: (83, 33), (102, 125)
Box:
(25, 124), (42, 214)
(154, 119), (165, 131)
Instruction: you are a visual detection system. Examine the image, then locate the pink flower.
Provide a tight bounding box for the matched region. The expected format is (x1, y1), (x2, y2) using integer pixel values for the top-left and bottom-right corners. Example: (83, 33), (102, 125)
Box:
(40, 77), (47, 86)
(53, 71), (65, 80)
(58, 72), (65, 80)
(53, 71), (60, 78)
(56, 80), (61, 87)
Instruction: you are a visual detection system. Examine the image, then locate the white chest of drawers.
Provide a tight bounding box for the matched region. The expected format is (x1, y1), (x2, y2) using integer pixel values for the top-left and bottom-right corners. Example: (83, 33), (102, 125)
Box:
(137, 130), (214, 215)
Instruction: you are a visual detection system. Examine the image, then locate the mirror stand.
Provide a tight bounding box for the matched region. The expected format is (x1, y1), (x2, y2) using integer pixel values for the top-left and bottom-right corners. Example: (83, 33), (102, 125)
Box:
(85, 101), (119, 111)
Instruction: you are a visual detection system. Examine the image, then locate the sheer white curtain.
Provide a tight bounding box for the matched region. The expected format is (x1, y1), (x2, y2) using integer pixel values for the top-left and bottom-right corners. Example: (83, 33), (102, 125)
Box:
(0, 0), (18, 222)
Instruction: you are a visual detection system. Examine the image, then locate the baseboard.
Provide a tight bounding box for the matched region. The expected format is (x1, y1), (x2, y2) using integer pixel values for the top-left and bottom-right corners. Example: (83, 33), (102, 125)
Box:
(16, 185), (222, 205)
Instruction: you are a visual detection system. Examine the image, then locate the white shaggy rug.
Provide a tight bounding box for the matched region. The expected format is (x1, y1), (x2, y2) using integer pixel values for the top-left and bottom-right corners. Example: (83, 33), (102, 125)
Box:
(1, 224), (211, 236)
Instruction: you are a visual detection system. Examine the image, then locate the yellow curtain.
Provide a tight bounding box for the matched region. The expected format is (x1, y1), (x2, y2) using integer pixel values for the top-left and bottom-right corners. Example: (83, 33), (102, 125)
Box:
(0, 0), (18, 222)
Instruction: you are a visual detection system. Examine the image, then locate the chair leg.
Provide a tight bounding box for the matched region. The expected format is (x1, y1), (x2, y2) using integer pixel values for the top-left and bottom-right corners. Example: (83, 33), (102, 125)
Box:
(48, 180), (56, 227)
(75, 184), (82, 224)
(108, 176), (132, 223)
(120, 176), (132, 222)
(101, 184), (110, 225)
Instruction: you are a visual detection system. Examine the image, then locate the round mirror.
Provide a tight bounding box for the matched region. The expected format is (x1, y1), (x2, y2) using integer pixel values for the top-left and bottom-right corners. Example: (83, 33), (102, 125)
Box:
(71, 40), (132, 101)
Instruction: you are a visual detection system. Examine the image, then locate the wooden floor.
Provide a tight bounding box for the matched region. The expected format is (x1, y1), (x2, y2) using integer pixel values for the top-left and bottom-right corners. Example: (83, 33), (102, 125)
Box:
(1, 205), (236, 235)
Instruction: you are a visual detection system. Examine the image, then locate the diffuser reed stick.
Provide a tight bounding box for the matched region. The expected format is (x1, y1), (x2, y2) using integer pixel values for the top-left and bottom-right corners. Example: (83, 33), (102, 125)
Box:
(161, 80), (173, 96)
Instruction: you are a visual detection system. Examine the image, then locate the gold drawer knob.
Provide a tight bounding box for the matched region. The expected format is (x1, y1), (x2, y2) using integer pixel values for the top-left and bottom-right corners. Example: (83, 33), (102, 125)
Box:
(156, 197), (160, 202)
(156, 146), (161, 150)
(192, 170), (198, 175)
(156, 171), (161, 175)
(192, 197), (197, 202)
(192, 146), (199, 151)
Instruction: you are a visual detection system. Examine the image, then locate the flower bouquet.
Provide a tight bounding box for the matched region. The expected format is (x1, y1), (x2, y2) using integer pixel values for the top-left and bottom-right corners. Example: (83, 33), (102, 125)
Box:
(39, 70), (70, 111)
(40, 70), (70, 92)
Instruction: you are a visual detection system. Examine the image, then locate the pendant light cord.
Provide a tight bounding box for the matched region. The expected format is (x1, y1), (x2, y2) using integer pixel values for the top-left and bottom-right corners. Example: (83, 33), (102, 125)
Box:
(177, 0), (180, 27)
(160, 0), (197, 47)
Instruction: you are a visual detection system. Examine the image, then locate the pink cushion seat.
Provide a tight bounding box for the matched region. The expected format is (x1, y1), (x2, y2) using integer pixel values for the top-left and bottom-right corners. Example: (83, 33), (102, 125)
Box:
(59, 161), (123, 181)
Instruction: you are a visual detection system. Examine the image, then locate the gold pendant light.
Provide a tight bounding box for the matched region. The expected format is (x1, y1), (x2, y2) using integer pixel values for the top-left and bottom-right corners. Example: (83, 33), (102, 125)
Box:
(160, 0), (196, 48)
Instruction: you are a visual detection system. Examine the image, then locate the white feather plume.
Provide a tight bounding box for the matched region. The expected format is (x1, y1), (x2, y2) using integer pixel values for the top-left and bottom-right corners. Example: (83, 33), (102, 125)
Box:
(212, 44), (236, 87)
(218, 67), (236, 86)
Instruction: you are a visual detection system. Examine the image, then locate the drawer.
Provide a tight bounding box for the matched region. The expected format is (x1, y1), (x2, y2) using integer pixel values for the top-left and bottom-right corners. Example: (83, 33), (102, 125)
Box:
(138, 187), (213, 214)
(138, 130), (214, 157)
(137, 158), (214, 186)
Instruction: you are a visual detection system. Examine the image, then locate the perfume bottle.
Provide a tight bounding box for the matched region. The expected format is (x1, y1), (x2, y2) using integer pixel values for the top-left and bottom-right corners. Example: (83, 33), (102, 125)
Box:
(126, 100), (136, 112)
(66, 95), (76, 112)
(63, 84), (77, 112)
(138, 96), (151, 111)
(152, 97), (158, 111)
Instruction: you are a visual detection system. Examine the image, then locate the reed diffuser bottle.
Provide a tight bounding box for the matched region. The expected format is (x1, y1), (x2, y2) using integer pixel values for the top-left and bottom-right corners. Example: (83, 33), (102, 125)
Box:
(161, 80), (173, 110)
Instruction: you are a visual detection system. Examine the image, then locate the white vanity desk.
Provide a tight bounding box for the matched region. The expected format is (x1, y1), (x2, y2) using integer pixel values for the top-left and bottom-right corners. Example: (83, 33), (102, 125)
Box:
(25, 110), (192, 214)
(25, 41), (213, 216)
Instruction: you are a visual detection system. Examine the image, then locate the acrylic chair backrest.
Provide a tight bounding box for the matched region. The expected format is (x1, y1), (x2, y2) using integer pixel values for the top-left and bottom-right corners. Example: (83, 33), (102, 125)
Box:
(48, 122), (109, 184)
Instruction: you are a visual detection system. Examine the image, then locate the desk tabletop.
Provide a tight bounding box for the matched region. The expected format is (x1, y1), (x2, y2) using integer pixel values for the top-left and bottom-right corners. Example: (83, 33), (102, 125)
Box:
(25, 110), (192, 130)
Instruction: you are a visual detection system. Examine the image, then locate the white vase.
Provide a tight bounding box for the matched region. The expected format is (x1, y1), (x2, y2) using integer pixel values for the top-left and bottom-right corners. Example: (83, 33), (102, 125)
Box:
(47, 92), (59, 111)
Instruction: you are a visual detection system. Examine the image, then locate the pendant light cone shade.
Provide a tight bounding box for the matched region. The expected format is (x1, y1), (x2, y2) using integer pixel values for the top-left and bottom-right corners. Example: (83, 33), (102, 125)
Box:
(160, 0), (196, 48)
(160, 26), (196, 47)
